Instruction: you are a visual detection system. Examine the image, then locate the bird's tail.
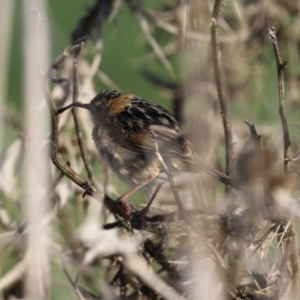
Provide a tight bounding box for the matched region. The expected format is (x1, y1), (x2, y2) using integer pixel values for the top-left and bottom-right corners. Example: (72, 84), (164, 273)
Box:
(186, 160), (237, 188)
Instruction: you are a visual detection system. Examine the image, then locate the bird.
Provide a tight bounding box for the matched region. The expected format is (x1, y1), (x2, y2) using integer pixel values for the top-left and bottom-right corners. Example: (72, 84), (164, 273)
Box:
(57, 90), (236, 218)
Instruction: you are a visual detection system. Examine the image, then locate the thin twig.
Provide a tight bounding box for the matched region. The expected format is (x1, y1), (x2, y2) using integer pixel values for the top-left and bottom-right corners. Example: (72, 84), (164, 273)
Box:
(150, 131), (184, 214)
(150, 130), (230, 275)
(210, 0), (233, 186)
(278, 223), (299, 298)
(52, 161), (70, 189)
(0, 260), (25, 291)
(62, 260), (88, 300)
(44, 79), (120, 213)
(269, 27), (298, 297)
(0, 158), (70, 254)
(122, 247), (184, 300)
(137, 13), (175, 78)
(244, 119), (261, 151)
(71, 42), (102, 192)
(97, 70), (121, 91)
(272, 189), (300, 298)
(148, 11), (243, 44)
(269, 27), (290, 172)
(44, 77), (188, 232)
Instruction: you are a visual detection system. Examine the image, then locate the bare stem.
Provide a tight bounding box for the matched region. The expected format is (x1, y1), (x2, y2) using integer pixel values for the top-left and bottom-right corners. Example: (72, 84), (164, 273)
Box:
(269, 26), (297, 297)
(244, 119), (261, 151)
(71, 43), (102, 192)
(269, 27), (290, 172)
(210, 0), (234, 186)
(150, 130), (230, 278)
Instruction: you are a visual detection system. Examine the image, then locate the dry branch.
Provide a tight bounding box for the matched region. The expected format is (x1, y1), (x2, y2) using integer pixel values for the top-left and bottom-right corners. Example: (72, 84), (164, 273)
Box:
(45, 73), (196, 233)
(269, 27), (290, 172)
(3, 1), (300, 299)
(70, 43), (101, 191)
(137, 12), (175, 78)
(210, 0), (234, 184)
(244, 119), (261, 151)
(269, 26), (298, 298)
(150, 130), (231, 295)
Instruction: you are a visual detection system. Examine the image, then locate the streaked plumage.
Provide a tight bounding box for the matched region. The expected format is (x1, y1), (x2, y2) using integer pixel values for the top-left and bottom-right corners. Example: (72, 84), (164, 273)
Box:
(58, 90), (235, 214)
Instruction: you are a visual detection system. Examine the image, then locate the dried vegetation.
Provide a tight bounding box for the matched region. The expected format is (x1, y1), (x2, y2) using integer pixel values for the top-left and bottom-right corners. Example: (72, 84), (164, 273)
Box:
(1, 0), (300, 299)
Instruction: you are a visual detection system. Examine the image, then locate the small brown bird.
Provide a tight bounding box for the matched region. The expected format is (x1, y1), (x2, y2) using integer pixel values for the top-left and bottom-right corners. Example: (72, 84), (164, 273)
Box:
(58, 90), (235, 217)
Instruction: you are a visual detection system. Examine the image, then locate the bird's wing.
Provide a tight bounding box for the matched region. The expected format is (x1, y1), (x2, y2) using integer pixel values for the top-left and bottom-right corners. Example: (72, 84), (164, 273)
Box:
(113, 103), (238, 187)
(124, 124), (237, 187)
(148, 124), (194, 158)
(112, 98), (194, 159)
(115, 123), (193, 159)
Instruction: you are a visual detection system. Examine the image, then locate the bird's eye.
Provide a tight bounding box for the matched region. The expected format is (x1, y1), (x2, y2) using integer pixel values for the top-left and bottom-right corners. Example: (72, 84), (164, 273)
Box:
(95, 100), (102, 106)
(91, 99), (102, 106)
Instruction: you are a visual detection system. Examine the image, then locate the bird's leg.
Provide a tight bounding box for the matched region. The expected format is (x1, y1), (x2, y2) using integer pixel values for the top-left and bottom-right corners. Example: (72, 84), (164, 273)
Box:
(139, 183), (163, 216)
(116, 173), (158, 216)
(135, 183), (164, 228)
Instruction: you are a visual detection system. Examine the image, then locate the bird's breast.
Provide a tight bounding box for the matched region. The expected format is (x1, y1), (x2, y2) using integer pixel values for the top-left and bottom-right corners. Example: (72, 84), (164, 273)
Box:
(91, 124), (162, 190)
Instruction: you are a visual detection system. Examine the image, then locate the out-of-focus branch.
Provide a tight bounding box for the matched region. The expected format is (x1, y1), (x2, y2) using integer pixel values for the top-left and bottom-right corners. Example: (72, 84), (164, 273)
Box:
(151, 130), (230, 285)
(269, 27), (297, 298)
(137, 13), (175, 78)
(0, 260), (25, 291)
(210, 0), (233, 185)
(22, 1), (50, 298)
(62, 261), (100, 300)
(0, 0), (14, 154)
(244, 119), (261, 151)
(269, 27), (290, 172)
(272, 188), (300, 298)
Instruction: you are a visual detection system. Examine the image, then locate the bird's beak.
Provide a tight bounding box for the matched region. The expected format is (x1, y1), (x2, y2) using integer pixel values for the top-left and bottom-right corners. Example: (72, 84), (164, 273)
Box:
(57, 102), (90, 114)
